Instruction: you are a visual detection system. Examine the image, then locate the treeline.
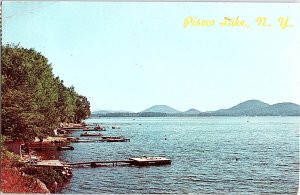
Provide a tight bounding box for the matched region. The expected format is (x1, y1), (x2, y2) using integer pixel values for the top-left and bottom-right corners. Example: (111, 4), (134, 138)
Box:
(1, 44), (91, 141)
(91, 112), (211, 117)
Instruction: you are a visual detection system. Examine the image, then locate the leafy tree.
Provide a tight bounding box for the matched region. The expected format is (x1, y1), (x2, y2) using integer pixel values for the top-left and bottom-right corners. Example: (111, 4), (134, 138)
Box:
(1, 44), (91, 141)
(74, 95), (91, 123)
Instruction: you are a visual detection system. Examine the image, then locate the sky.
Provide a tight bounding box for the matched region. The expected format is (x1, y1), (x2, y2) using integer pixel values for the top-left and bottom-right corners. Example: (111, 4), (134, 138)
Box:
(2, 1), (300, 112)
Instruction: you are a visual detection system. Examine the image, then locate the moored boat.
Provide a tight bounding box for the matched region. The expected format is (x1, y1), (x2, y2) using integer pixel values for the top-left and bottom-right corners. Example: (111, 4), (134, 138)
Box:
(80, 132), (103, 137)
(129, 156), (171, 166)
(105, 138), (130, 142)
(83, 126), (106, 131)
(101, 136), (123, 139)
(57, 146), (75, 151)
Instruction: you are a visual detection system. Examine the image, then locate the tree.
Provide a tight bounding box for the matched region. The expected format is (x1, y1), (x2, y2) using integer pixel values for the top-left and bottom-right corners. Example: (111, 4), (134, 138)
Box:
(1, 44), (91, 141)
(74, 95), (91, 123)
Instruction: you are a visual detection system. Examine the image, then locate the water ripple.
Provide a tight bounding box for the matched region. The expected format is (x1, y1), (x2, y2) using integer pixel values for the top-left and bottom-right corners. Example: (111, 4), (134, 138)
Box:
(61, 117), (299, 194)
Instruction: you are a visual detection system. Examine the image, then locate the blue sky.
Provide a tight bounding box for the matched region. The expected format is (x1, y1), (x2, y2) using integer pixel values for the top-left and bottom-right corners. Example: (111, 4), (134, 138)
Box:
(3, 2), (300, 112)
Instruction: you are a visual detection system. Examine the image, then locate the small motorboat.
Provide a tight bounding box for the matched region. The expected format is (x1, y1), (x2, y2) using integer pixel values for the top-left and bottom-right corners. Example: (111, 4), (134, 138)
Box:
(105, 138), (129, 142)
(73, 139), (96, 143)
(112, 125), (120, 129)
(66, 137), (79, 142)
(94, 126), (105, 130)
(57, 146), (74, 151)
(80, 132), (103, 137)
(101, 136), (130, 142)
(83, 126), (106, 131)
(129, 156), (171, 166)
(101, 136), (122, 139)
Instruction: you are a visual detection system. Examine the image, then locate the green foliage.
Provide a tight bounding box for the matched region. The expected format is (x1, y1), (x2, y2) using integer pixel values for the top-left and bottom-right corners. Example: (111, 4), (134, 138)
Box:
(0, 135), (21, 163)
(1, 135), (8, 154)
(1, 44), (91, 141)
(3, 150), (21, 163)
(75, 95), (91, 123)
(22, 166), (63, 189)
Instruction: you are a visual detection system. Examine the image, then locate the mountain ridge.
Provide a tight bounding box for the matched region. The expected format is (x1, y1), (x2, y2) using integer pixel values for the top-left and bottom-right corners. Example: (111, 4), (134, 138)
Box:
(182, 109), (202, 115)
(91, 100), (300, 116)
(212, 100), (270, 116)
(141, 105), (180, 114)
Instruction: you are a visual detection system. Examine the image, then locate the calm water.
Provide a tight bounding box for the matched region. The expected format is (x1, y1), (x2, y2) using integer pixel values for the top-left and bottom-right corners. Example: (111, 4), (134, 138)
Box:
(60, 117), (299, 194)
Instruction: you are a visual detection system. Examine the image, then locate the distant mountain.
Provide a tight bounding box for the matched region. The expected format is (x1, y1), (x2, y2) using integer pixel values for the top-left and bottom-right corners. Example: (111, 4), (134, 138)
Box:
(92, 110), (111, 115)
(182, 109), (202, 115)
(254, 102), (300, 116)
(141, 105), (180, 114)
(210, 100), (300, 116)
(92, 109), (132, 115)
(90, 100), (300, 117)
(212, 100), (270, 116)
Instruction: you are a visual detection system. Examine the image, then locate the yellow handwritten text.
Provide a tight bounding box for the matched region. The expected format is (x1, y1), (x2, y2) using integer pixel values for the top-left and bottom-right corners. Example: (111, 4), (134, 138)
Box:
(183, 16), (215, 28)
(220, 17), (249, 28)
(256, 16), (271, 27)
(278, 17), (293, 30)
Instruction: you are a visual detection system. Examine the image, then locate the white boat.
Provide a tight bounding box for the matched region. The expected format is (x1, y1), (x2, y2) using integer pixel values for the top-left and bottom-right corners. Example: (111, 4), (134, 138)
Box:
(129, 156), (171, 165)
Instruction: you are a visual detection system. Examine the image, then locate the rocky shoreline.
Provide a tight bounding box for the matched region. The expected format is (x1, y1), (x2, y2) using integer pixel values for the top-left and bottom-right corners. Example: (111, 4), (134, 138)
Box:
(1, 123), (86, 193)
(1, 157), (50, 193)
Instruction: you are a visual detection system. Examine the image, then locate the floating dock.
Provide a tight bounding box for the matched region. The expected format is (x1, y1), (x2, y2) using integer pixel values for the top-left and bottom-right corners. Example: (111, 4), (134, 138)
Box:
(71, 138), (130, 143)
(28, 143), (73, 151)
(67, 156), (171, 167)
(72, 139), (96, 143)
(28, 146), (58, 151)
(82, 129), (106, 132)
(103, 138), (130, 142)
(67, 160), (132, 167)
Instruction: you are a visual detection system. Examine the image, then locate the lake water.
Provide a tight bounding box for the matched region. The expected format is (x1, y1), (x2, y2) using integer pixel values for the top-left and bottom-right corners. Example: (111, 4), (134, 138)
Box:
(60, 117), (299, 194)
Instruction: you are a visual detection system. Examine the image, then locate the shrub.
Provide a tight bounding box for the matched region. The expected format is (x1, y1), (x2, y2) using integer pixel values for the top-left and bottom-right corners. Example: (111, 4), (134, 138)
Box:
(22, 166), (63, 185)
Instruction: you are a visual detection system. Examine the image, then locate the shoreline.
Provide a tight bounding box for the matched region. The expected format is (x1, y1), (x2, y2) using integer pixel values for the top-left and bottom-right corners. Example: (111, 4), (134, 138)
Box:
(1, 157), (50, 193)
(2, 123), (85, 193)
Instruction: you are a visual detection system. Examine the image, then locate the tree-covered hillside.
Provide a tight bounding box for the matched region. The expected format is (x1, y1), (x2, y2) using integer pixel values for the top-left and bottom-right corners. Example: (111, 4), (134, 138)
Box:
(1, 44), (91, 141)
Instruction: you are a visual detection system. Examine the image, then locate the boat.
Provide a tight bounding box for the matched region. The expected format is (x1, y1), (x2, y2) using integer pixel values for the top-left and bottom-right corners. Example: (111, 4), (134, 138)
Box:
(112, 125), (120, 129)
(83, 126), (106, 131)
(94, 126), (105, 130)
(66, 137), (79, 142)
(101, 136), (130, 142)
(129, 156), (171, 166)
(80, 132), (103, 137)
(101, 136), (123, 139)
(72, 139), (97, 143)
(105, 138), (130, 142)
(57, 146), (74, 151)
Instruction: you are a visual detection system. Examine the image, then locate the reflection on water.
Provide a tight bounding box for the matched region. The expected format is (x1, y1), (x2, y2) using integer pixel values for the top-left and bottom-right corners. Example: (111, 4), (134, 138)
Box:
(60, 117), (299, 194)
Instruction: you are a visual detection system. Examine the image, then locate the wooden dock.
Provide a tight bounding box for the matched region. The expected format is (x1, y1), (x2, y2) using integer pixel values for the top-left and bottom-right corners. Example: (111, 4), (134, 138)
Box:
(67, 157), (171, 167)
(102, 138), (130, 142)
(67, 160), (133, 167)
(31, 160), (70, 169)
(71, 138), (130, 143)
(28, 144), (72, 151)
(80, 133), (103, 137)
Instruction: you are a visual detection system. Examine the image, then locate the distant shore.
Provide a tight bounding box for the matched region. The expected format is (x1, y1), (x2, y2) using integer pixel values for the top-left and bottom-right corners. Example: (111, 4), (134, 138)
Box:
(90, 114), (300, 118)
(91, 100), (300, 117)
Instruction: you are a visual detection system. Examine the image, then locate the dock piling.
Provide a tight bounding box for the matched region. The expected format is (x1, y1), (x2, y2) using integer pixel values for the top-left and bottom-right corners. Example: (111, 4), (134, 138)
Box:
(91, 162), (96, 167)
